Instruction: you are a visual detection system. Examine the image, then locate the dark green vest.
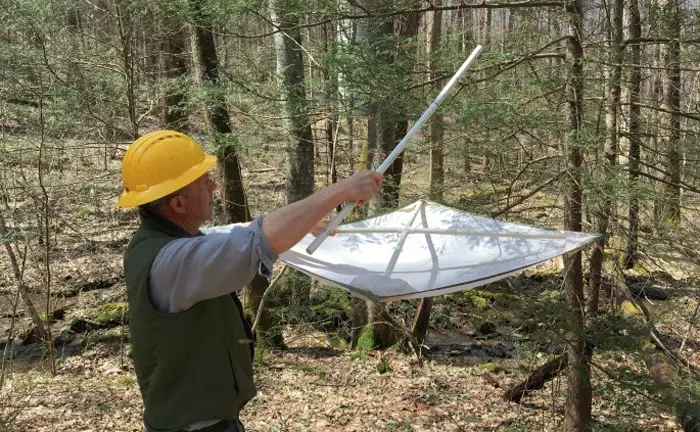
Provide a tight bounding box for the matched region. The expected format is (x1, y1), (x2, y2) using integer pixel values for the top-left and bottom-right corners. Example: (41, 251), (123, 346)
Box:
(123, 209), (256, 432)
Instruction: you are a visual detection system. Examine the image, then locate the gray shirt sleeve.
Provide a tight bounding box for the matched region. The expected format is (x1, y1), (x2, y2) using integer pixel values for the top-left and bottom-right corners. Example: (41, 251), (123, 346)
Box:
(148, 215), (279, 313)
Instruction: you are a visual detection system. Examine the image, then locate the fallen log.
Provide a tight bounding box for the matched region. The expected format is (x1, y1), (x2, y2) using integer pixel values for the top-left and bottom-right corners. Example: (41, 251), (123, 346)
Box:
(424, 341), (514, 359)
(503, 354), (568, 403)
(641, 339), (700, 431)
(627, 280), (673, 300)
(617, 297), (700, 432)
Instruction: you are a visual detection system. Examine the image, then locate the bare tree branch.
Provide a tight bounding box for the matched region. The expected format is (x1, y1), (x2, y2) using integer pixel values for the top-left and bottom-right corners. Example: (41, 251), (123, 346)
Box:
(620, 102), (700, 121)
(491, 170), (566, 218)
(215, 1), (567, 39)
(630, 169), (700, 195)
(624, 37), (700, 46)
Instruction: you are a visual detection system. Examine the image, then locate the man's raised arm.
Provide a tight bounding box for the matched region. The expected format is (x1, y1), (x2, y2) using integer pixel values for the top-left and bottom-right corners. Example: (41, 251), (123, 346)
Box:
(261, 170), (382, 255)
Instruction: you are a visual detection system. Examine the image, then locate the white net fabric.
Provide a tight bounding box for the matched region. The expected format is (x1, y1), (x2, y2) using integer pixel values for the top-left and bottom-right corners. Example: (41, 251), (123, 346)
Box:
(280, 200), (600, 302)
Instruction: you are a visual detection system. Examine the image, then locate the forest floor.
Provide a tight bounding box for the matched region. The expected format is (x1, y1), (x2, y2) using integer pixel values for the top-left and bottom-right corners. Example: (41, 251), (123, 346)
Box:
(1, 302), (697, 432)
(1, 133), (699, 431)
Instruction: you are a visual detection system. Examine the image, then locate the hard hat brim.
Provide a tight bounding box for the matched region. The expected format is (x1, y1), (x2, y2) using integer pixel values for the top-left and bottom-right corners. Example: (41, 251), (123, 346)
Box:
(117, 154), (217, 208)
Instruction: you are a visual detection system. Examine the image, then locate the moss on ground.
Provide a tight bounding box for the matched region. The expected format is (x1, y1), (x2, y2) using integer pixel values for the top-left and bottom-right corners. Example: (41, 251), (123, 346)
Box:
(480, 362), (509, 374)
(93, 302), (128, 325)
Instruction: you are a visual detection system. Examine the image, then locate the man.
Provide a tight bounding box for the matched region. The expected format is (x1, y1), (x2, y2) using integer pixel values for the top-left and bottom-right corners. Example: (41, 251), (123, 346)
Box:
(118, 130), (383, 432)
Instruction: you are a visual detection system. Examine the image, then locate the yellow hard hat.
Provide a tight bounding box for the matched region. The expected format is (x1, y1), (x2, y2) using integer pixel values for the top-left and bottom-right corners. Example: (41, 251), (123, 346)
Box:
(118, 130), (216, 208)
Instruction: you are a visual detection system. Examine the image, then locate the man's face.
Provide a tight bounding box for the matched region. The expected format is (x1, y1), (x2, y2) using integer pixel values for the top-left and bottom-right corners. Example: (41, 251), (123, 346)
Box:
(177, 172), (218, 224)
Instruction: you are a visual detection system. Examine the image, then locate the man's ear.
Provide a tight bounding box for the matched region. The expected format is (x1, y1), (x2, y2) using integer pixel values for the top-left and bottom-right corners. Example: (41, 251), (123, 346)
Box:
(169, 195), (187, 214)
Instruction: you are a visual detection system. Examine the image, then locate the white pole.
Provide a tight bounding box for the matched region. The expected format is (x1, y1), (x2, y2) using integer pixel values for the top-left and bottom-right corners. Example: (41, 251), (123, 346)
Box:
(334, 227), (569, 240)
(306, 45), (484, 255)
(383, 201), (423, 277)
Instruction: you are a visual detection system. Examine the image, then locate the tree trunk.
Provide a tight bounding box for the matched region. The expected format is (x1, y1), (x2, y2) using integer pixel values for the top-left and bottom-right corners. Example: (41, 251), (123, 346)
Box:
(352, 1), (420, 350)
(191, 0), (281, 350)
(159, 13), (188, 130)
(376, 108), (402, 211)
(428, 0), (445, 202)
(622, 0), (642, 269)
(373, 6), (420, 213)
(659, 0), (682, 224)
(351, 0), (377, 222)
(322, 22), (340, 212)
(480, 7), (492, 170)
(412, 2), (444, 347)
(588, 0), (622, 320)
(65, 5), (84, 90)
(270, 0), (315, 205)
(372, 16), (401, 214)
(270, 0), (315, 306)
(457, 4), (473, 54)
(192, 10), (248, 223)
(484, 8), (492, 47)
(411, 298), (433, 346)
(353, 300), (400, 351)
(114, 0), (138, 138)
(650, 0), (665, 225)
(347, 113), (355, 176)
(562, 0), (592, 430)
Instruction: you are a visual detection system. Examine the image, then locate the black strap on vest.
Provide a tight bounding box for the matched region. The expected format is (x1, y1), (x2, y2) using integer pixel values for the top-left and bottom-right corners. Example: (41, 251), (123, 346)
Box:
(230, 292), (255, 360)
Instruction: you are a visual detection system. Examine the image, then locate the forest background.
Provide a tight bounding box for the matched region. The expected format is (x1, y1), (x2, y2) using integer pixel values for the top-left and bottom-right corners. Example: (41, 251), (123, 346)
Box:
(1, 0), (700, 430)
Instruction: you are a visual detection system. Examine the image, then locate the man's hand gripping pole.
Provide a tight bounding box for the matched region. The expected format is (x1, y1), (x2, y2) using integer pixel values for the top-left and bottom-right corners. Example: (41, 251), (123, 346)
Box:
(305, 45), (484, 255)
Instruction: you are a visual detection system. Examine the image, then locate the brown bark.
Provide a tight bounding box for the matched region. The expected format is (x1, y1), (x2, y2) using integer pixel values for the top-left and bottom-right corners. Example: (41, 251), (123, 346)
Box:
(374, 5), (420, 212)
(623, 0), (642, 269)
(159, 14), (188, 130)
(427, 0), (445, 202)
(191, 0), (280, 349)
(114, 0), (138, 138)
(588, 0), (622, 320)
(192, 5), (248, 224)
(322, 22), (340, 213)
(658, 0), (682, 224)
(562, 0), (591, 429)
(271, 0), (315, 205)
(372, 14), (401, 213)
(479, 6), (492, 169)
(352, 1), (420, 350)
(411, 298), (433, 346)
(270, 0), (315, 306)
(503, 355), (568, 403)
(326, 116), (338, 199)
(351, 299), (400, 350)
(649, 0), (664, 225)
